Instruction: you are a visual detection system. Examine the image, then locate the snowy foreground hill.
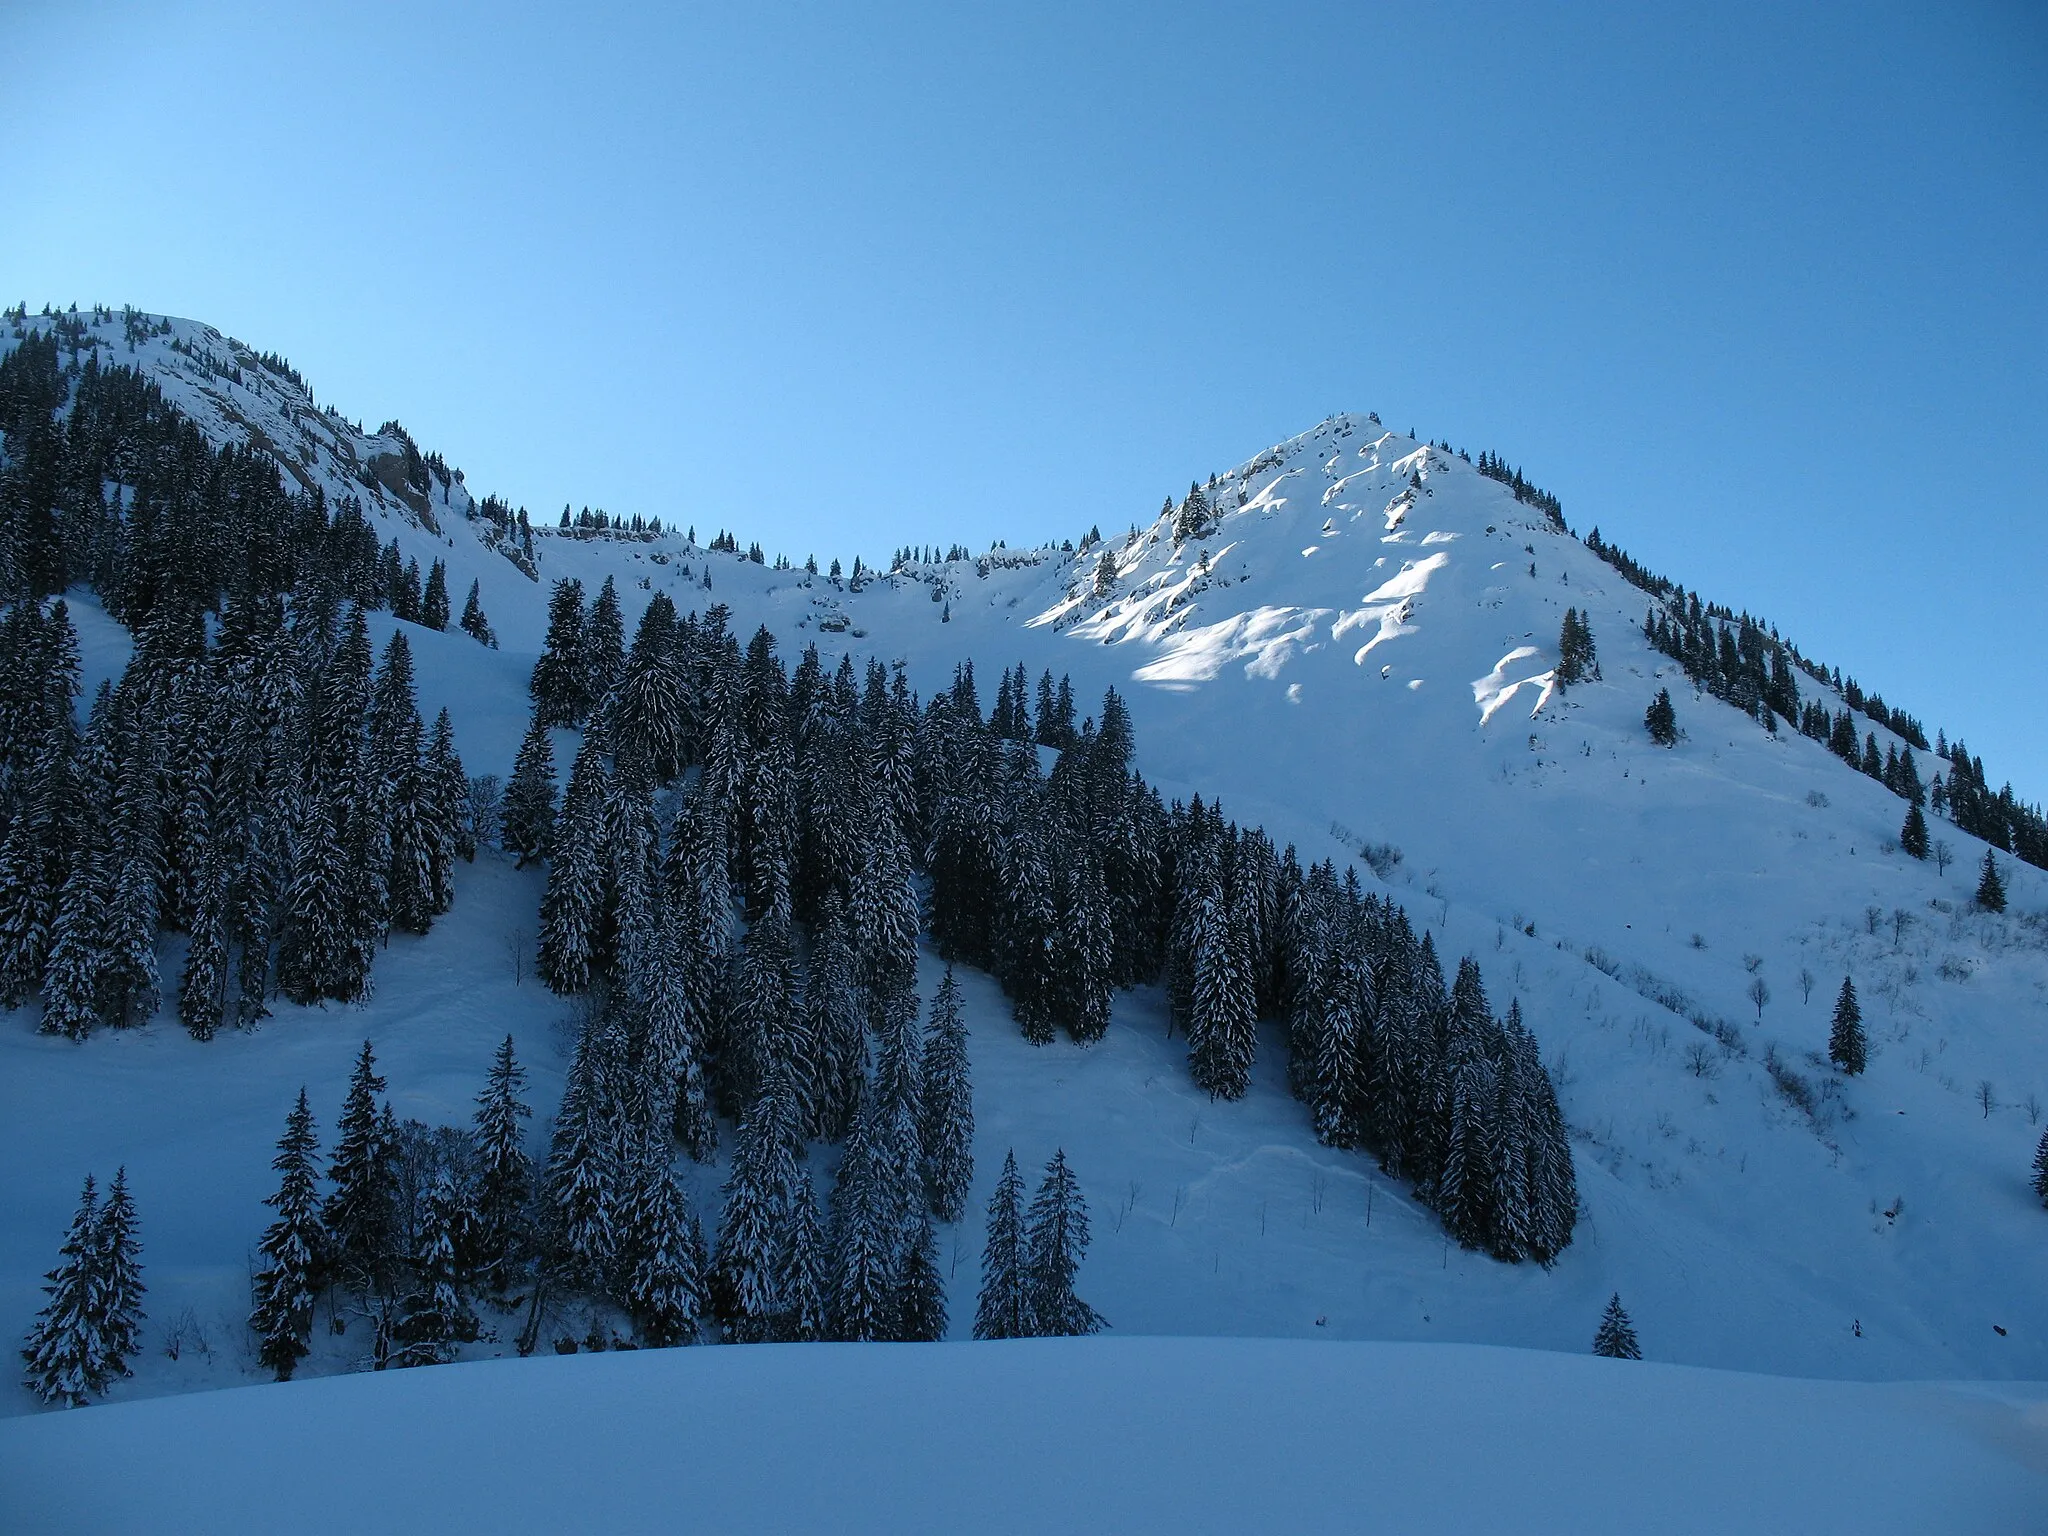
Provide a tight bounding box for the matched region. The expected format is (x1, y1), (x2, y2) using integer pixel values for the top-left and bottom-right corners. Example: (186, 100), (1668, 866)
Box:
(2, 308), (2045, 1525)
(6, 1338), (2046, 1536)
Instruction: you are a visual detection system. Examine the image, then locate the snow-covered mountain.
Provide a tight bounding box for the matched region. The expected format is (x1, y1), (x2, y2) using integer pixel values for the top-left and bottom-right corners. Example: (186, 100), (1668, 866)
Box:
(2, 305), (2044, 1443)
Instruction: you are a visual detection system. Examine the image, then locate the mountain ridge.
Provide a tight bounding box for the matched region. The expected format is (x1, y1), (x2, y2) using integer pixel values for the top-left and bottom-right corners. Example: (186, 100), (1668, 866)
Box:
(1, 303), (2043, 1411)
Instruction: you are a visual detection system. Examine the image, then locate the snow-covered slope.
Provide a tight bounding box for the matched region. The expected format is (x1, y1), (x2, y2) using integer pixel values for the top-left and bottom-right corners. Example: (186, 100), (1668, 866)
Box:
(4, 313), (2045, 1419)
(8, 1338), (2044, 1536)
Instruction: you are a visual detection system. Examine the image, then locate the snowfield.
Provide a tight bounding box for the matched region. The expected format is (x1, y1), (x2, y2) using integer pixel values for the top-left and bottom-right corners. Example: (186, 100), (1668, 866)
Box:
(3, 311), (2046, 1517)
(5, 1338), (2045, 1536)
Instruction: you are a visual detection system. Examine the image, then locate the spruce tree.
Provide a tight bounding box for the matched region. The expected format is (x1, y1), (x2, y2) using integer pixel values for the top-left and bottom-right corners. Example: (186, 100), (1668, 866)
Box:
(542, 1018), (626, 1296)
(617, 1147), (703, 1347)
(427, 708), (469, 876)
(392, 1169), (475, 1366)
(251, 1089), (324, 1381)
(500, 715), (558, 867)
(1592, 1292), (1641, 1359)
(471, 1036), (534, 1291)
(777, 1172), (832, 1344)
(972, 1150), (1031, 1340)
(530, 578), (590, 728)
(95, 1168), (145, 1378)
(19, 1175), (108, 1406)
(275, 795), (360, 1005)
(1900, 803), (1929, 860)
(711, 1059), (803, 1341)
(2033, 1126), (2048, 1209)
(802, 894), (866, 1142)
(1828, 978), (1866, 1076)
(1644, 688), (1677, 747)
(177, 850), (231, 1039)
(323, 1042), (396, 1297)
(1187, 880), (1257, 1101)
(919, 969), (975, 1223)
(1023, 1150), (1106, 1336)
(828, 1092), (906, 1343)
(585, 576), (627, 712)
(458, 579), (497, 647)
(39, 858), (107, 1039)
(897, 1214), (948, 1343)
(1976, 851), (2007, 913)
(420, 560), (450, 632)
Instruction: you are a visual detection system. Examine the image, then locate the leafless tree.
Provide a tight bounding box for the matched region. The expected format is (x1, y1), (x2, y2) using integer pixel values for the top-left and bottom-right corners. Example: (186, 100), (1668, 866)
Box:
(1747, 976), (1771, 1020)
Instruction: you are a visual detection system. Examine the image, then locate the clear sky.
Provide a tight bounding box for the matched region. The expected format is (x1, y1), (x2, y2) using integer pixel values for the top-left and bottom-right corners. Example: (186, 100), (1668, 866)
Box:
(4, 1), (2044, 794)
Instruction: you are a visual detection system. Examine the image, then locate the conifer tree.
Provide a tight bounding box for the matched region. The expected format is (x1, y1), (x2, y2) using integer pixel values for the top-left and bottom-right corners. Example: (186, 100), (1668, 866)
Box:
(421, 560), (450, 632)
(1592, 1292), (1641, 1359)
(972, 1150), (1031, 1340)
(95, 1168), (144, 1377)
(711, 1059), (803, 1341)
(1828, 978), (1866, 1076)
(828, 1091), (906, 1343)
(585, 576), (626, 711)
(1024, 1150), (1105, 1336)
(458, 579), (497, 648)
(471, 1037), (533, 1290)
(1644, 688), (1677, 747)
(1557, 609), (1597, 687)
(776, 1172), (832, 1344)
(392, 1169), (476, 1366)
(530, 578), (590, 728)
(1976, 850), (2007, 913)
(500, 715), (558, 867)
(276, 795), (362, 1005)
(642, 915), (718, 1163)
(251, 1089), (324, 1381)
(919, 969), (975, 1223)
(323, 1042), (396, 1297)
(1900, 802), (1929, 860)
(2033, 1126), (2048, 1209)
(542, 1019), (626, 1295)
(39, 858), (107, 1039)
(177, 850), (231, 1039)
(19, 1175), (109, 1406)
(535, 741), (608, 993)
(617, 1147), (703, 1347)
(897, 1214), (948, 1342)
(1187, 879), (1257, 1101)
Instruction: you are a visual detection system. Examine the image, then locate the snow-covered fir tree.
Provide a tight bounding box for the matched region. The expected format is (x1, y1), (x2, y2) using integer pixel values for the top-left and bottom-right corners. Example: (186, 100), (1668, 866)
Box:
(470, 1036), (534, 1292)
(919, 969), (975, 1223)
(616, 1143), (704, 1347)
(1829, 978), (1866, 1076)
(1023, 1150), (1105, 1337)
(95, 1168), (145, 1379)
(897, 1214), (949, 1343)
(1592, 1292), (1642, 1359)
(391, 1168), (476, 1367)
(500, 715), (558, 867)
(322, 1041), (397, 1298)
(972, 1150), (1031, 1341)
(251, 1088), (324, 1381)
(20, 1175), (110, 1407)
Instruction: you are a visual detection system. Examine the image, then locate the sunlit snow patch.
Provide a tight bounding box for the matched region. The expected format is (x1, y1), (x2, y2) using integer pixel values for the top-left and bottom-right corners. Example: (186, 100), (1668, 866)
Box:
(1472, 646), (1556, 724)
(1334, 551), (1446, 664)
(1130, 605), (1333, 686)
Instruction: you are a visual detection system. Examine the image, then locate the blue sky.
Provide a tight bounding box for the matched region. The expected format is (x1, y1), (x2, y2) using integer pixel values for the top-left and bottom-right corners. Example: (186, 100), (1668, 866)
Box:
(3, 1), (2044, 792)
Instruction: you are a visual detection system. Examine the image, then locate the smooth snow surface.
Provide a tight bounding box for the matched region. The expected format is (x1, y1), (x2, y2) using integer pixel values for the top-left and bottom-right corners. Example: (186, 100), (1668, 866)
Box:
(4, 1339), (2043, 1536)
